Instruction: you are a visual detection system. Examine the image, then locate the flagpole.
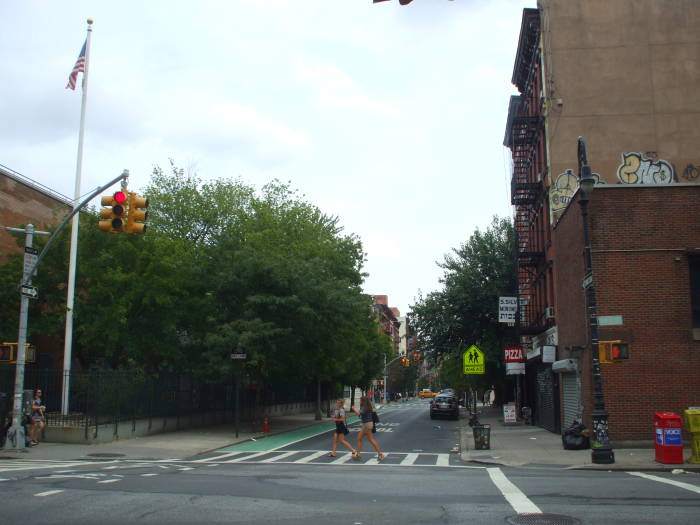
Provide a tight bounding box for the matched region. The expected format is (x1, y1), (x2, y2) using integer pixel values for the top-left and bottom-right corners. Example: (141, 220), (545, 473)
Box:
(62, 18), (93, 415)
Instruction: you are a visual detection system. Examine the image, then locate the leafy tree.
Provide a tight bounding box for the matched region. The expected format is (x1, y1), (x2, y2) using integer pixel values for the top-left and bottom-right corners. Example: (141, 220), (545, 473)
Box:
(410, 216), (516, 395)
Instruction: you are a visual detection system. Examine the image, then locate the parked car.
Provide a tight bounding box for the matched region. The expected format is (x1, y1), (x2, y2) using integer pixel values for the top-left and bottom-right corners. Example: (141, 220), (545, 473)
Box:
(419, 389), (437, 399)
(430, 394), (459, 420)
(439, 388), (456, 397)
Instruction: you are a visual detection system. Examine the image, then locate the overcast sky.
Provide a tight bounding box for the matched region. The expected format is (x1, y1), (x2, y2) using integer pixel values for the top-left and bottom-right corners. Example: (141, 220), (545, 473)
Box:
(1, 0), (533, 315)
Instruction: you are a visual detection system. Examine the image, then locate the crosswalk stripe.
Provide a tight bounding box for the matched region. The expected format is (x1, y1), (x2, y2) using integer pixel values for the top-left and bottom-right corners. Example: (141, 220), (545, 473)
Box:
(259, 451), (298, 463)
(435, 454), (450, 466)
(223, 451), (272, 463)
(35, 490), (64, 497)
(296, 451), (328, 463)
(331, 453), (355, 464)
(401, 453), (419, 465)
(192, 451), (245, 463)
(629, 472), (700, 494)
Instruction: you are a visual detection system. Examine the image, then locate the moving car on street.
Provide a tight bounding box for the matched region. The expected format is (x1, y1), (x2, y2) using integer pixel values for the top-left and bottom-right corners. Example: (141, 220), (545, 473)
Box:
(419, 389), (437, 399)
(429, 394), (459, 420)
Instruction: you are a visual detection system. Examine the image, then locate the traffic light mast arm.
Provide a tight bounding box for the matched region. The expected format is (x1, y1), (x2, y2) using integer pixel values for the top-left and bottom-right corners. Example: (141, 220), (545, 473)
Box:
(23, 170), (129, 283)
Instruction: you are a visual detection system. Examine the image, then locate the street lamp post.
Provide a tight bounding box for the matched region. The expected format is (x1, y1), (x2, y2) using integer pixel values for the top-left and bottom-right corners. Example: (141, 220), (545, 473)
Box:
(577, 137), (615, 464)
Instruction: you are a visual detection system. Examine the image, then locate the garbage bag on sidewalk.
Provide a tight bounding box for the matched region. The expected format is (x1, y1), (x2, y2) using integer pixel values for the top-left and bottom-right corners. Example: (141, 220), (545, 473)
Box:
(562, 421), (590, 450)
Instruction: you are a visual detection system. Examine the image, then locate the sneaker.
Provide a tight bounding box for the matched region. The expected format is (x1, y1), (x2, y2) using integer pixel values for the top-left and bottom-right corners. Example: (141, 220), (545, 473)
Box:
(30, 441), (38, 446)
(377, 453), (385, 461)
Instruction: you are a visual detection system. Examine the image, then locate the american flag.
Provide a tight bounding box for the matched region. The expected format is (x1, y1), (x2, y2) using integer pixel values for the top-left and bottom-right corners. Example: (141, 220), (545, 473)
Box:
(66, 40), (87, 90)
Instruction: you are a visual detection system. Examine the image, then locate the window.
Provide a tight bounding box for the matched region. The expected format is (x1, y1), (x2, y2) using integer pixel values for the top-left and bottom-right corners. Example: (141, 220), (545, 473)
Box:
(690, 256), (700, 337)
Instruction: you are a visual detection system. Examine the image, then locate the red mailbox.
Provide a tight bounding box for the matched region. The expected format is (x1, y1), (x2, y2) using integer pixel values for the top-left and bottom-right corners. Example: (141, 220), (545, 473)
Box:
(654, 412), (684, 464)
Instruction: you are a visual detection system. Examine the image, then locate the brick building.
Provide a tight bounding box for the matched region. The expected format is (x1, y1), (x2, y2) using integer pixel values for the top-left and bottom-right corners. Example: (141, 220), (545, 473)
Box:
(1, 164), (72, 261)
(505, 1), (700, 442)
(371, 295), (401, 353)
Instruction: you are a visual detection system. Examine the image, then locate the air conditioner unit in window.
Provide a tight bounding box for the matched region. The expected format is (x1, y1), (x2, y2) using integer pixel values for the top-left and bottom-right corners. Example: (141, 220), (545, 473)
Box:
(545, 307), (555, 319)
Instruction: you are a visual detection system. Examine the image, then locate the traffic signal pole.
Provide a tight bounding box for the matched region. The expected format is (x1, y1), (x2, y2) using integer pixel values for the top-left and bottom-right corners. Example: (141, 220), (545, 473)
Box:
(2, 224), (49, 450)
(2, 171), (129, 434)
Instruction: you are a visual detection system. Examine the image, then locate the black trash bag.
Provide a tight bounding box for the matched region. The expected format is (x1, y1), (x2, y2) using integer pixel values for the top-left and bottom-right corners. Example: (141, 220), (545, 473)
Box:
(562, 421), (590, 450)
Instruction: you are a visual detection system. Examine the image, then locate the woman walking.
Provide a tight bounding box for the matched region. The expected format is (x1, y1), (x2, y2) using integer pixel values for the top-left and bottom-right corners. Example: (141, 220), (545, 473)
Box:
(351, 396), (384, 461)
(328, 399), (357, 457)
(29, 388), (45, 446)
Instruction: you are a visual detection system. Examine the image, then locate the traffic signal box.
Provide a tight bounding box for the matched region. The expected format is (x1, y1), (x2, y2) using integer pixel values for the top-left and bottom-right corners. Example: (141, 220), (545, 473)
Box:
(0, 343), (37, 364)
(99, 190), (128, 233)
(598, 340), (630, 363)
(125, 192), (149, 234)
(98, 190), (149, 234)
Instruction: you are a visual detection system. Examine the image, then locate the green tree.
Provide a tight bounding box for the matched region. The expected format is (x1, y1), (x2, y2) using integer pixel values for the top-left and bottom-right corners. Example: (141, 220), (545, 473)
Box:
(411, 216), (516, 394)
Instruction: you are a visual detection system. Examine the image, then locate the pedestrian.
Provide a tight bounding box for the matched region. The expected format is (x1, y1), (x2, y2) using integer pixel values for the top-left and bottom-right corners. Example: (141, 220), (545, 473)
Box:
(327, 399), (357, 457)
(350, 396), (385, 461)
(29, 388), (45, 446)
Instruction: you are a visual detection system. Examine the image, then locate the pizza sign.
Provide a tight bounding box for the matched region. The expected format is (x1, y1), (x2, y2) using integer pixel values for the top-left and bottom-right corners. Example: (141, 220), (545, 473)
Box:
(504, 346), (524, 363)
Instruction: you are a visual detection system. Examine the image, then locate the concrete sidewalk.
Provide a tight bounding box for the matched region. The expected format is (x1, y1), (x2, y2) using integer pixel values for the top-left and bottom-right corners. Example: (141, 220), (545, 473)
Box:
(0, 412), (327, 462)
(460, 404), (700, 472)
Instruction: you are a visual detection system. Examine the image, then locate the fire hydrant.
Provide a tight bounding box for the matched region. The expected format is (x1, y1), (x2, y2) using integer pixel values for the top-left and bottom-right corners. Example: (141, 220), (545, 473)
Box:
(263, 415), (269, 433)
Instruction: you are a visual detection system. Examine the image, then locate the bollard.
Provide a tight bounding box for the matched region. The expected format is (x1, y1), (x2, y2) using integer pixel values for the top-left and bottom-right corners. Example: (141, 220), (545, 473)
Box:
(263, 415), (269, 433)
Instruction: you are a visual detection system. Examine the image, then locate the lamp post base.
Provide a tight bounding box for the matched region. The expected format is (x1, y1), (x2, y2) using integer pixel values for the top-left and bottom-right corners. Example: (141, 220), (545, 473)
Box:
(591, 445), (615, 464)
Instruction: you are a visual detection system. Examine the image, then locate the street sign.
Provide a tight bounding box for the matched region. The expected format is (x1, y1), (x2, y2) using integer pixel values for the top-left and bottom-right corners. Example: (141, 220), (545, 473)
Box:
(230, 353), (247, 360)
(463, 344), (485, 375)
(498, 296), (517, 323)
(20, 285), (38, 299)
(24, 246), (39, 276)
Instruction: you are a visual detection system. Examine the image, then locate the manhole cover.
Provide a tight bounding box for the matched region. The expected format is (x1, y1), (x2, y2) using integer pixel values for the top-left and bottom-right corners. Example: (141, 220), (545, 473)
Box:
(86, 453), (126, 458)
(506, 514), (580, 525)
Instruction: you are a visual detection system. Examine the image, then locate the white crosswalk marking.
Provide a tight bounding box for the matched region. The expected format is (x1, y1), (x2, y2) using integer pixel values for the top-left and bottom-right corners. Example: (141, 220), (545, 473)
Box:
(435, 454), (449, 466)
(0, 460), (116, 473)
(224, 451), (272, 463)
(192, 451), (245, 463)
(629, 472), (700, 494)
(34, 490), (64, 497)
(401, 453), (419, 465)
(331, 453), (355, 464)
(296, 451), (328, 463)
(259, 451), (298, 463)
(487, 467), (541, 514)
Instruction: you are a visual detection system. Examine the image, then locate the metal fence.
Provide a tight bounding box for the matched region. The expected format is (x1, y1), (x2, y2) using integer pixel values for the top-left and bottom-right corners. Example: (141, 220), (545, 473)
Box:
(0, 366), (326, 433)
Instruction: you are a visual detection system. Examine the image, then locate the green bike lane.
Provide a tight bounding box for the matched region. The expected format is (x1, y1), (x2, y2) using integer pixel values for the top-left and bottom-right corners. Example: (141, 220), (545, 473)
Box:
(210, 405), (408, 453)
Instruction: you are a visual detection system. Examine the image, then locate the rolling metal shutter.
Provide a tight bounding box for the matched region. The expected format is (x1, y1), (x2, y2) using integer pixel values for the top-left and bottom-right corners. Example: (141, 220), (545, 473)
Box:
(561, 372), (581, 428)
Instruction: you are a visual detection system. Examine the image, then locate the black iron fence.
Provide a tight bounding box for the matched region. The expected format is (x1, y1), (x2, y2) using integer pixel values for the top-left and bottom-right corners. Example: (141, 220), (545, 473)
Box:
(0, 366), (326, 433)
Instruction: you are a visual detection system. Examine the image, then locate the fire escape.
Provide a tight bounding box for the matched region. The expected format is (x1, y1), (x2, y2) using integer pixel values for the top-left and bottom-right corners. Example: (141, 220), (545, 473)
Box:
(507, 8), (546, 336)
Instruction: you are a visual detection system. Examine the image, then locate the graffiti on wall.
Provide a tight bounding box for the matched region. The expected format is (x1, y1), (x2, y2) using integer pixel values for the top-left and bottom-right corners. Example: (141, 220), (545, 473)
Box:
(549, 169), (605, 214)
(682, 163), (700, 181)
(617, 152), (674, 184)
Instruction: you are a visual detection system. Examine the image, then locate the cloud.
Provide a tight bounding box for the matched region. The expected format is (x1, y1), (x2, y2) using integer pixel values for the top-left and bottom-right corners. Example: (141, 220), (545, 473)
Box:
(296, 60), (401, 118)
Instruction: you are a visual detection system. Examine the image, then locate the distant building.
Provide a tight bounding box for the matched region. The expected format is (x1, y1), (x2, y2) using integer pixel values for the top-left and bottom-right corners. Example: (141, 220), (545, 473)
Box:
(371, 295), (401, 353)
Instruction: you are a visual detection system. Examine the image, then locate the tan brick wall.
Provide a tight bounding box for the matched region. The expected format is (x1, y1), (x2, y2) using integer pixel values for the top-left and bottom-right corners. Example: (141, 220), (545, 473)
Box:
(1, 173), (71, 261)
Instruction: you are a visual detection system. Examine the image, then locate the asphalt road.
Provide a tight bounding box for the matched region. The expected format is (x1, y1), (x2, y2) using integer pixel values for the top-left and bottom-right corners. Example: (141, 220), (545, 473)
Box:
(1, 401), (699, 524)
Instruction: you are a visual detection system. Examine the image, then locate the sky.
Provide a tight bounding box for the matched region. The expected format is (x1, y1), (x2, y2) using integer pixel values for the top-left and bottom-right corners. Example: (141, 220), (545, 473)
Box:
(1, 0), (533, 316)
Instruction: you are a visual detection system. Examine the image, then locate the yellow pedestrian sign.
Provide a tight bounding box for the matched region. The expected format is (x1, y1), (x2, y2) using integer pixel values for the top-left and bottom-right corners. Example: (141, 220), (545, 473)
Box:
(463, 345), (485, 375)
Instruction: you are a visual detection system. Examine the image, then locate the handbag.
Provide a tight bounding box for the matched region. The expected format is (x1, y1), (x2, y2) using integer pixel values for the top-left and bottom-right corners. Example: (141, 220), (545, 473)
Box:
(371, 411), (379, 423)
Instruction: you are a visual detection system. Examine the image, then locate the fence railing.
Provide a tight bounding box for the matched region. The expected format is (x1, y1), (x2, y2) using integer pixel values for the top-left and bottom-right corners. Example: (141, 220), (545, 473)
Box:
(0, 366), (327, 431)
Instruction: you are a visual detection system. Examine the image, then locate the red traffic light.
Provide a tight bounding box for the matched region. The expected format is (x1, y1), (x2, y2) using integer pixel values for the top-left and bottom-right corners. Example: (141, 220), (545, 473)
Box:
(114, 191), (127, 204)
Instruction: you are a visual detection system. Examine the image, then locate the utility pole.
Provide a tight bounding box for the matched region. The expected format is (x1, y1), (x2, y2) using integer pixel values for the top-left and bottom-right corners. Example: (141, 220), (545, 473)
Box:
(2, 224), (50, 450)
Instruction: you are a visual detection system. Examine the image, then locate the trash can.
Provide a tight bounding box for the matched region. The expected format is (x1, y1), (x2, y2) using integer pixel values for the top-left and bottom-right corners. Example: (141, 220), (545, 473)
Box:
(473, 423), (491, 450)
(683, 408), (700, 464)
(654, 412), (684, 464)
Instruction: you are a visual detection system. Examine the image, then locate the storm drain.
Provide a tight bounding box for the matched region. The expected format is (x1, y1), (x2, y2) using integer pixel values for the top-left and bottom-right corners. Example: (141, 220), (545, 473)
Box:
(506, 514), (580, 525)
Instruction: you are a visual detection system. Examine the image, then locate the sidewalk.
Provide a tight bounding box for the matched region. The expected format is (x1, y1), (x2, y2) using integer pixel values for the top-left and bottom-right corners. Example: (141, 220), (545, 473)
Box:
(0, 412), (326, 462)
(460, 404), (700, 472)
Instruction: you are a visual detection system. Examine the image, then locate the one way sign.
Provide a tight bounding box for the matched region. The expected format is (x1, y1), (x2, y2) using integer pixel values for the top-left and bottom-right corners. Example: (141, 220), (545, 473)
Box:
(20, 285), (38, 299)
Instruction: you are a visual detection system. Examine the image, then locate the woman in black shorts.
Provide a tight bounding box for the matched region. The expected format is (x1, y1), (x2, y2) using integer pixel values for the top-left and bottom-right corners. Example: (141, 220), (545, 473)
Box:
(328, 399), (357, 457)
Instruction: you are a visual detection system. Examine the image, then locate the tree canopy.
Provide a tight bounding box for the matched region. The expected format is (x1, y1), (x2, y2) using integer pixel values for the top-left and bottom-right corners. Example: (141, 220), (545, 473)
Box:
(0, 163), (389, 390)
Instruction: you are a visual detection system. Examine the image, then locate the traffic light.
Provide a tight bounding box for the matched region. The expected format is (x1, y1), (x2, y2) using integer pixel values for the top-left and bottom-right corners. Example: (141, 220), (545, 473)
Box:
(598, 341), (630, 363)
(99, 190), (128, 233)
(125, 192), (149, 234)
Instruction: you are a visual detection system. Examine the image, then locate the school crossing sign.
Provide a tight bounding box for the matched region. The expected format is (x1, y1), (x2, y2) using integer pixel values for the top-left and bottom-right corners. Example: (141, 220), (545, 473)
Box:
(463, 344), (485, 375)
